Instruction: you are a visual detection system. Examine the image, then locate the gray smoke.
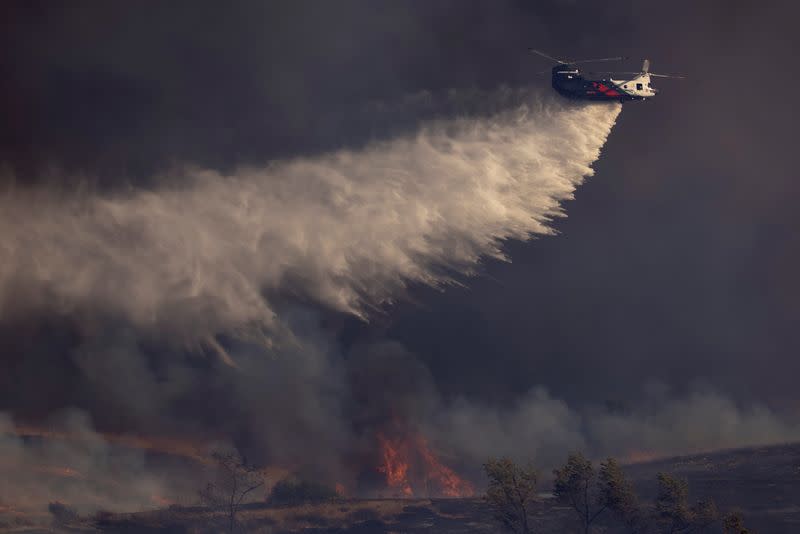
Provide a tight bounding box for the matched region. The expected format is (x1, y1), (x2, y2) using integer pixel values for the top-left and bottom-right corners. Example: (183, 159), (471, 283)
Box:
(0, 410), (204, 516)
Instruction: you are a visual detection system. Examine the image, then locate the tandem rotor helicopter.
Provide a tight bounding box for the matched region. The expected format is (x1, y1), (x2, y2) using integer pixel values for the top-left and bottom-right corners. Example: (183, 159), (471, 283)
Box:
(529, 49), (684, 102)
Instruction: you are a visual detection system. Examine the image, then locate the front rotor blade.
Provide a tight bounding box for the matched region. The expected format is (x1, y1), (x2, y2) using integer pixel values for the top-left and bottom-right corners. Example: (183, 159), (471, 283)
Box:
(528, 49), (567, 63)
(570, 56), (626, 65)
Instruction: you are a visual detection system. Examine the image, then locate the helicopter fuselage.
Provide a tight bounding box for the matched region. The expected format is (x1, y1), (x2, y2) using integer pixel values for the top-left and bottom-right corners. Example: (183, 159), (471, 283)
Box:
(552, 64), (656, 102)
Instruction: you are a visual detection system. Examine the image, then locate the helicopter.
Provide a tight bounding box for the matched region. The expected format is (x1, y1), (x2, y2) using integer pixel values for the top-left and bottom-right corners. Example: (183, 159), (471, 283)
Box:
(529, 49), (684, 102)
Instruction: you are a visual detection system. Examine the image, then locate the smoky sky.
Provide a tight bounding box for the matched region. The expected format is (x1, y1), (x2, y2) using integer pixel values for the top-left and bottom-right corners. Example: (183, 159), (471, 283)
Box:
(2, 0), (800, 502)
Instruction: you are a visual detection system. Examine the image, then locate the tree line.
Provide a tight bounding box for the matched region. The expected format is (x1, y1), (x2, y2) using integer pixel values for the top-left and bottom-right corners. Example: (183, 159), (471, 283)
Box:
(484, 453), (752, 534)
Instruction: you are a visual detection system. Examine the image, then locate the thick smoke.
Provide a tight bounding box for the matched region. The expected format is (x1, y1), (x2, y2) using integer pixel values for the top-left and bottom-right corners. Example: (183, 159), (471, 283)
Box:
(355, 342), (800, 482)
(426, 386), (800, 471)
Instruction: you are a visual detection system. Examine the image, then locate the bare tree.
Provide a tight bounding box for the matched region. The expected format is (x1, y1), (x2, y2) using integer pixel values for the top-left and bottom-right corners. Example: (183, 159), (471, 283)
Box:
(484, 457), (539, 534)
(553, 453), (607, 534)
(199, 449), (265, 534)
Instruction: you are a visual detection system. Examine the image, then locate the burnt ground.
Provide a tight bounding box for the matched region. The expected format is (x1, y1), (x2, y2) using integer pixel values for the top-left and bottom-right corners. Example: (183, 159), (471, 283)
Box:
(624, 442), (800, 532)
(4, 442), (800, 533)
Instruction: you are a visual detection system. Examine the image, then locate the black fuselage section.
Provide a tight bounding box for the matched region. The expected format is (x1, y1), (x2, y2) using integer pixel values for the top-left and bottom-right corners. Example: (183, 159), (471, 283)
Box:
(551, 64), (640, 101)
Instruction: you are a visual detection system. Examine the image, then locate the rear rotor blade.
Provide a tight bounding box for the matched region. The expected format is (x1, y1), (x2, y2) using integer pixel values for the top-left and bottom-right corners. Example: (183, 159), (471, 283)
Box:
(590, 71), (685, 79)
(649, 73), (685, 79)
(587, 72), (644, 79)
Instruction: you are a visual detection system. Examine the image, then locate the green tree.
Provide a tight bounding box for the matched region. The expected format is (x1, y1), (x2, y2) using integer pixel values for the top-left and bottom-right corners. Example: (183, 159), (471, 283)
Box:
(599, 458), (644, 533)
(484, 457), (539, 534)
(655, 472), (718, 533)
(553, 453), (607, 534)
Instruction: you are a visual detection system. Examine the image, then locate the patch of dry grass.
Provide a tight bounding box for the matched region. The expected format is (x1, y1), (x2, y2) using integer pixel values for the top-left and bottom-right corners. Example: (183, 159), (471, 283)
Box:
(237, 498), (428, 531)
(81, 498), (439, 533)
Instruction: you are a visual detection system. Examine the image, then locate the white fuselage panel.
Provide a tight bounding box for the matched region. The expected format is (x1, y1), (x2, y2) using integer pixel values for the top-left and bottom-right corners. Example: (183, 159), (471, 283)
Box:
(611, 73), (657, 98)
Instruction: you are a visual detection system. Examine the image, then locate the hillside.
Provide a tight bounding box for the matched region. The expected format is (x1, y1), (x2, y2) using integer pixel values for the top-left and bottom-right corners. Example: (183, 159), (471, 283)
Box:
(7, 442), (800, 533)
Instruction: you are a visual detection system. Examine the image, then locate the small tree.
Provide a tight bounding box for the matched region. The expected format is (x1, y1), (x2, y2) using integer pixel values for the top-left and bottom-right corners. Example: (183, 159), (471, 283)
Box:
(199, 449), (265, 534)
(484, 457), (539, 534)
(656, 472), (691, 532)
(553, 453), (607, 534)
(599, 458), (644, 533)
(655, 472), (718, 533)
(722, 511), (751, 534)
(691, 500), (720, 531)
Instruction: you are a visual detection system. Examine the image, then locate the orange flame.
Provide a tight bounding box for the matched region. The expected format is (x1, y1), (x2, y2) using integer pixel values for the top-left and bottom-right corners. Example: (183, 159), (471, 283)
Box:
(376, 430), (474, 498)
(414, 434), (475, 497)
(377, 433), (414, 496)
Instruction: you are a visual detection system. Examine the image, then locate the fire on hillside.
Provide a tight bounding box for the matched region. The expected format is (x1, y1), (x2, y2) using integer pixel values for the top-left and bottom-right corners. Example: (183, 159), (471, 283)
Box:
(3, 419), (476, 513)
(375, 429), (475, 498)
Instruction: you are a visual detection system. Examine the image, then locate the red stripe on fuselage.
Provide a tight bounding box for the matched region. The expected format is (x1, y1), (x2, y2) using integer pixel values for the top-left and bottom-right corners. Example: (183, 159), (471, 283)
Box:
(592, 81), (621, 97)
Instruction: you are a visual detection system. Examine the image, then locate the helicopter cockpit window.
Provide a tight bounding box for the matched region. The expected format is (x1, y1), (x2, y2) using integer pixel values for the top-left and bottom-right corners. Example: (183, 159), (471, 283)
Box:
(636, 83), (643, 90)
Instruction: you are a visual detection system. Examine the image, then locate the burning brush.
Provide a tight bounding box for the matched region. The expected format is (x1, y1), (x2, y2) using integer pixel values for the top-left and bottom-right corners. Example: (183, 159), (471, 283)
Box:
(375, 426), (474, 498)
